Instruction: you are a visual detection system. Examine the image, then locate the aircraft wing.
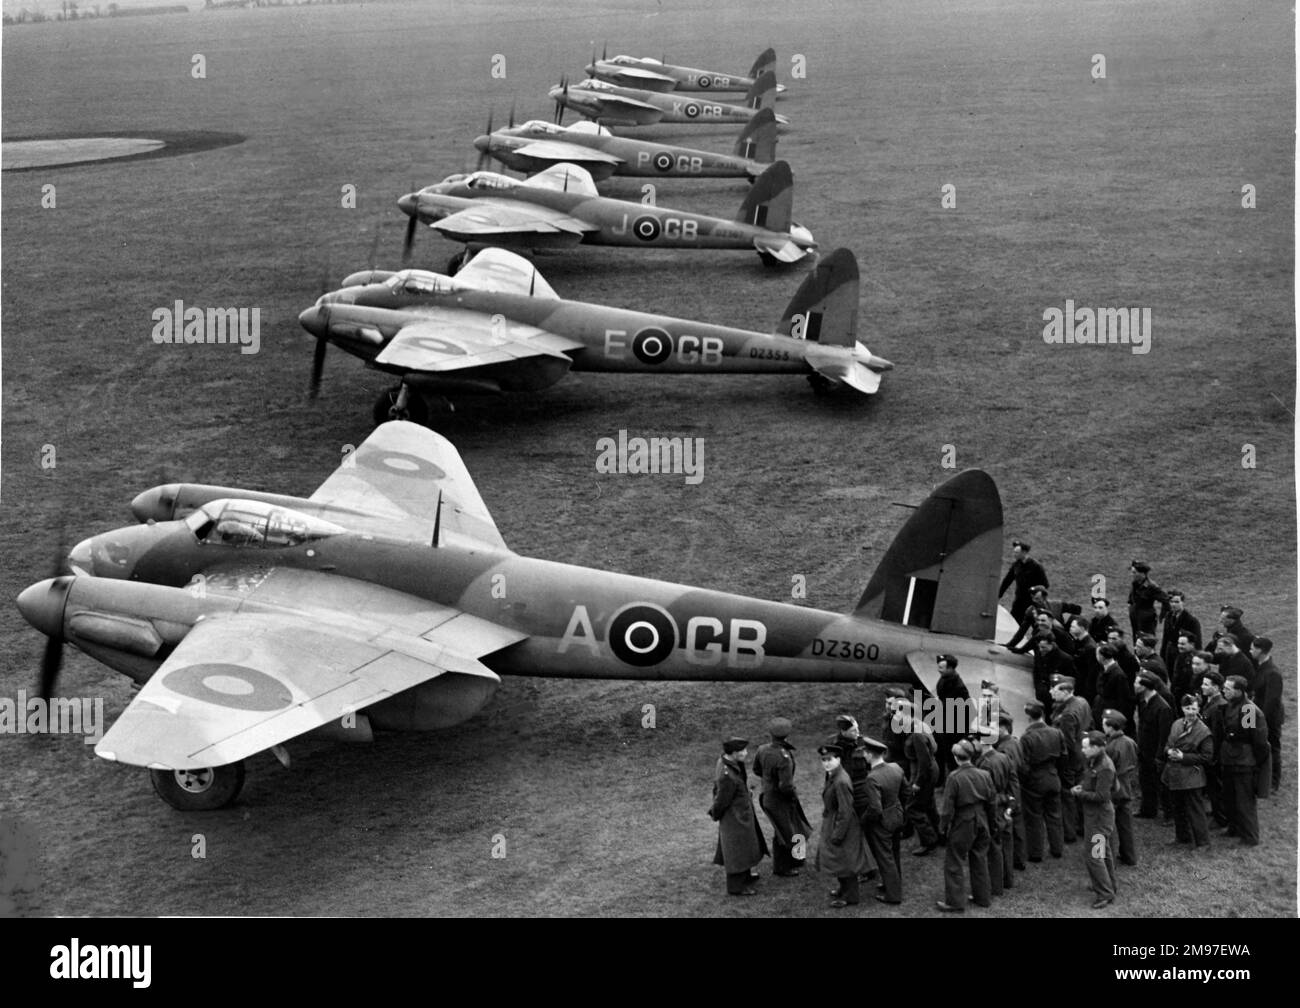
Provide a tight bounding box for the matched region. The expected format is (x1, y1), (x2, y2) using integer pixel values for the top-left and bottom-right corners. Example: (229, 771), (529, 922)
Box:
(600, 67), (677, 91)
(431, 200), (595, 244)
(309, 420), (508, 550)
(374, 310), (584, 373)
(576, 92), (663, 122)
(524, 163), (601, 197)
(512, 139), (624, 168)
(453, 246), (559, 298)
(95, 573), (528, 770)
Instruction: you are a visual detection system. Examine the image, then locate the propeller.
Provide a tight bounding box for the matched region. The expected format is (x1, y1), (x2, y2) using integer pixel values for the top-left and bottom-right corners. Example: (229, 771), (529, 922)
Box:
(308, 260), (331, 399)
(476, 108), (494, 172)
(553, 76), (569, 125)
(402, 178), (418, 265)
(587, 45), (595, 77)
(36, 535), (70, 703)
(508, 99), (516, 129)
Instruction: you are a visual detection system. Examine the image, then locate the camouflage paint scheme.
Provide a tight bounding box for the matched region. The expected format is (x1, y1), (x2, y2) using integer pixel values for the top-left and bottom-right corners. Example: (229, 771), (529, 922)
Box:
(17, 423), (1033, 807)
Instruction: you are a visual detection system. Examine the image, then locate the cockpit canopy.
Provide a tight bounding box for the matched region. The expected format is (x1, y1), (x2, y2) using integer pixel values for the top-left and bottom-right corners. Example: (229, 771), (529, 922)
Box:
(520, 119), (612, 138)
(185, 500), (346, 548)
(383, 269), (455, 296)
(437, 170), (515, 191)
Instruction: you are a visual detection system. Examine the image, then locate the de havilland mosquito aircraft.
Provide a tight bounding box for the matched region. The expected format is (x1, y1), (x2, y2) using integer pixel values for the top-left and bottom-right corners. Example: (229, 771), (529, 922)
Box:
(17, 422), (1033, 811)
(396, 160), (816, 270)
(585, 46), (787, 95)
(548, 72), (787, 127)
(298, 246), (892, 424)
(472, 108), (778, 182)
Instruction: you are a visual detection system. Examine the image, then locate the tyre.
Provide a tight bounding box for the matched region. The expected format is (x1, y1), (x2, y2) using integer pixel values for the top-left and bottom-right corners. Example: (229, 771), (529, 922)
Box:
(150, 762), (245, 811)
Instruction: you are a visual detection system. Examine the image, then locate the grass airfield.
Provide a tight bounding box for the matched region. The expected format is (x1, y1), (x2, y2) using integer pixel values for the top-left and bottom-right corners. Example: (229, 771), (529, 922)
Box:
(0, 0), (1294, 917)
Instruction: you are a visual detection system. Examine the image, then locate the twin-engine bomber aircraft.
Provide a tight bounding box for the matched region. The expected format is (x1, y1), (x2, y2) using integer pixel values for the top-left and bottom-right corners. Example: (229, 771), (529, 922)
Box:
(548, 73), (786, 127)
(584, 46), (786, 95)
(298, 247), (893, 424)
(396, 161), (816, 269)
(473, 109), (778, 182)
(17, 423), (1033, 811)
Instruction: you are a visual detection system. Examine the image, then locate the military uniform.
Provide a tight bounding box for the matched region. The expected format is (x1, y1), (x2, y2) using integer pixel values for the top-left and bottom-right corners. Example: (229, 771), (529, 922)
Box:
(974, 747), (1016, 894)
(862, 759), (906, 902)
(1127, 577), (1167, 638)
(1219, 697), (1269, 846)
(1104, 730), (1139, 865)
(1161, 715), (1213, 847)
(1252, 656), (1284, 793)
(1052, 694), (1092, 842)
(1077, 749), (1118, 905)
(939, 761), (996, 908)
(1135, 691), (1173, 817)
(1160, 609), (1202, 673)
(753, 736), (813, 876)
(1019, 720), (1067, 859)
(816, 763), (873, 904)
(999, 555), (1048, 624)
(903, 724), (941, 850)
(1094, 664), (1135, 736)
(710, 755), (768, 894)
(1200, 691), (1228, 826)
(995, 731), (1027, 869)
(935, 671), (972, 781)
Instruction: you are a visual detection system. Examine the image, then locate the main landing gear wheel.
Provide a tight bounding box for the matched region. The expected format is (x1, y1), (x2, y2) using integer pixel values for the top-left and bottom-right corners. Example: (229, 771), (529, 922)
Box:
(150, 762), (245, 811)
(373, 386), (430, 427)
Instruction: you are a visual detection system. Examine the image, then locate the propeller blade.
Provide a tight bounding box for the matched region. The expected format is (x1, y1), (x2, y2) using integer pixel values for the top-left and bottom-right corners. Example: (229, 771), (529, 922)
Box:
(36, 538), (69, 702)
(368, 227), (380, 272)
(588, 44), (595, 77)
(603, 41), (608, 62)
(509, 99), (516, 128)
(403, 212), (418, 265)
(477, 108), (494, 171)
(309, 326), (328, 400)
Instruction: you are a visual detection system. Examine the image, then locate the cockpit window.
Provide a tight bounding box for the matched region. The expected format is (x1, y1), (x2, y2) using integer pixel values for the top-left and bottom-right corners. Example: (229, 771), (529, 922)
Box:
(384, 270), (451, 296)
(440, 173), (468, 186)
(191, 500), (345, 548)
(466, 172), (513, 191)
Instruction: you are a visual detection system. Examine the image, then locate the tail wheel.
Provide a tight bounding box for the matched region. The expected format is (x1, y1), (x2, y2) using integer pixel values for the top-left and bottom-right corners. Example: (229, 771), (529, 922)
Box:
(150, 762), (245, 811)
(807, 373), (834, 396)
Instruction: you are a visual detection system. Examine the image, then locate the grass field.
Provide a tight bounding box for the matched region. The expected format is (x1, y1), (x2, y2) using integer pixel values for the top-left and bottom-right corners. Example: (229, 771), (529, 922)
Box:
(0, 0), (1294, 917)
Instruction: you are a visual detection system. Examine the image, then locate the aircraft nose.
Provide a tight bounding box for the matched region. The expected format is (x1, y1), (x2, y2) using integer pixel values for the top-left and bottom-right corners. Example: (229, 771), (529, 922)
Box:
(868, 354), (894, 372)
(397, 193), (418, 217)
(473, 134), (490, 153)
(68, 537), (95, 576)
(298, 306), (325, 336)
(130, 484), (178, 523)
(16, 577), (71, 639)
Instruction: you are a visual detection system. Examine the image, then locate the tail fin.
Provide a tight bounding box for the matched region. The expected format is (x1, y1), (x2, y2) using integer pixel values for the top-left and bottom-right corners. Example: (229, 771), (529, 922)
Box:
(744, 69), (778, 110)
(775, 248), (858, 345)
(748, 47), (776, 80)
(854, 470), (1004, 641)
(737, 159), (792, 232)
(734, 107), (778, 164)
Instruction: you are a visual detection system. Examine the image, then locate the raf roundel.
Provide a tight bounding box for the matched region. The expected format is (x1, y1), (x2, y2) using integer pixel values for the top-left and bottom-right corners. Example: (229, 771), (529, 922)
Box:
(162, 663), (294, 712)
(652, 151), (674, 173)
(607, 603), (678, 667)
(631, 215), (661, 241)
(697, 75), (712, 89)
(684, 103), (700, 119)
(632, 327), (673, 365)
(356, 448), (446, 480)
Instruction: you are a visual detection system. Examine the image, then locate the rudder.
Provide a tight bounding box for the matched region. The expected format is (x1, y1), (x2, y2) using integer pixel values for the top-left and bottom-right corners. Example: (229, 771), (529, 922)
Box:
(736, 159), (793, 232)
(775, 248), (858, 346)
(734, 107), (778, 164)
(744, 69), (778, 110)
(854, 470), (1004, 641)
(748, 47), (776, 81)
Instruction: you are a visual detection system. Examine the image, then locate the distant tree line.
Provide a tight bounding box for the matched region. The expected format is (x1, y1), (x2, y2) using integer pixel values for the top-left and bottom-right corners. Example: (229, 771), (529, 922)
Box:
(3, 0), (369, 25)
